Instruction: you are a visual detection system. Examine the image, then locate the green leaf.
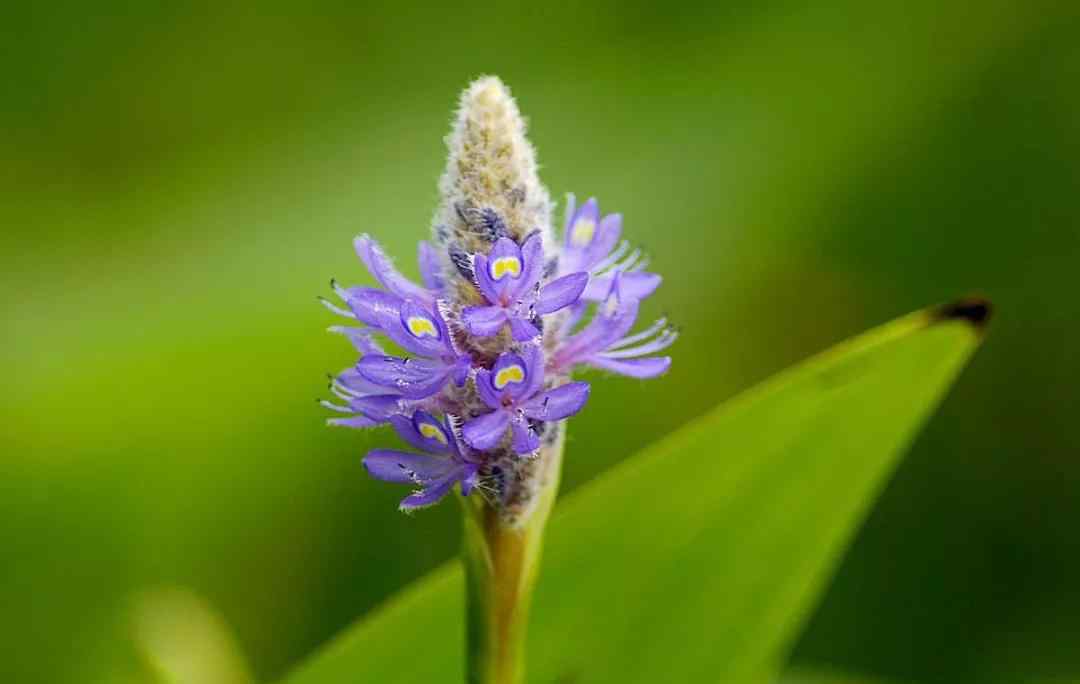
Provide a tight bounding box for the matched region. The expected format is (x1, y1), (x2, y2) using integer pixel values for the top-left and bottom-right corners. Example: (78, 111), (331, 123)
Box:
(281, 301), (989, 684)
(779, 666), (904, 684)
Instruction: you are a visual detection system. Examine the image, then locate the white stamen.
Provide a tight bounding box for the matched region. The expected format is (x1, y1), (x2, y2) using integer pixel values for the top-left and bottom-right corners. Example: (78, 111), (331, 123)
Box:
(609, 317), (668, 350)
(601, 329), (678, 359)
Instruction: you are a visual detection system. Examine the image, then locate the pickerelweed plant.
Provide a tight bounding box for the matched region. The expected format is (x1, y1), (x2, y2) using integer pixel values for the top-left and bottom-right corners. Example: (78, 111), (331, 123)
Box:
(319, 77), (674, 684)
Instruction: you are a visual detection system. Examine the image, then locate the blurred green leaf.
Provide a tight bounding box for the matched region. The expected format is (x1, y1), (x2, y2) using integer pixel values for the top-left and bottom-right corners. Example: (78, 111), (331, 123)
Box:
(281, 301), (987, 683)
(779, 666), (903, 684)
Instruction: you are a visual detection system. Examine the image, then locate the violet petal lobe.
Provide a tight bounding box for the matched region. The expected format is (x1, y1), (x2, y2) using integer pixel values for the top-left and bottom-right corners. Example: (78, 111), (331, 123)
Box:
(461, 409), (511, 450)
(354, 235), (433, 304)
(459, 464), (480, 497)
(473, 369), (503, 409)
(583, 271), (661, 302)
(463, 305), (509, 337)
(328, 326), (386, 356)
(535, 272), (588, 315)
(522, 381), (590, 421)
(356, 356), (452, 399)
(485, 237), (525, 297)
(417, 241), (444, 292)
(336, 286), (403, 328)
(514, 232), (545, 298)
(398, 470), (461, 510)
(508, 315), (541, 341)
(389, 412), (453, 454)
(510, 416), (541, 454)
(363, 449), (456, 485)
(490, 351), (531, 400)
(520, 343), (547, 399)
(471, 253), (503, 303)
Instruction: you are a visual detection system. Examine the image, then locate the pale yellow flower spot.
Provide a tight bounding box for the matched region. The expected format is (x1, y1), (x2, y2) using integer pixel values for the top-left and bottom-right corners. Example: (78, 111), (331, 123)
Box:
(490, 256), (522, 280)
(571, 218), (596, 248)
(494, 364), (525, 389)
(418, 421), (448, 445)
(406, 316), (439, 338)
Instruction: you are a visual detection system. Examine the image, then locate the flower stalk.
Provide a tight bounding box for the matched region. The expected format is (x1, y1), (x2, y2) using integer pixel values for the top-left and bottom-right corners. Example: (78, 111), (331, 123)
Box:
(462, 426), (563, 684)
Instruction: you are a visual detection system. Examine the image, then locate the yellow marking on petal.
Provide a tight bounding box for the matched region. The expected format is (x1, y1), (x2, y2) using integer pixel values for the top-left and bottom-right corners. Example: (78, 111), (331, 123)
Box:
(494, 364), (526, 389)
(490, 256), (522, 280)
(603, 294), (619, 317)
(418, 421), (448, 445)
(406, 315), (439, 338)
(570, 218), (596, 247)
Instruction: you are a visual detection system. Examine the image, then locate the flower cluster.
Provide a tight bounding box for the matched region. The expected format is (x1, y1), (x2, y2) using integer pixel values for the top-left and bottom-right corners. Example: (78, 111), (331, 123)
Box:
(320, 78), (675, 515)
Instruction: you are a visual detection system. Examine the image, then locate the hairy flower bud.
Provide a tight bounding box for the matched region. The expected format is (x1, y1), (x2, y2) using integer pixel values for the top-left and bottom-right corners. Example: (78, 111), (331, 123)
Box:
(433, 77), (553, 305)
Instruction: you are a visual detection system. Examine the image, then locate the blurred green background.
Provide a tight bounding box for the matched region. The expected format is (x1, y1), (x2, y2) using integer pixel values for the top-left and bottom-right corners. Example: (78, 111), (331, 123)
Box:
(2, 1), (1078, 682)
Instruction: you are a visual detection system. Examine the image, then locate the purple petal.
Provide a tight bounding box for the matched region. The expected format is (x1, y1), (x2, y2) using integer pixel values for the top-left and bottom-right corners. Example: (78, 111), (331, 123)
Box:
(486, 237), (525, 282)
(328, 326), (385, 356)
(451, 358), (471, 387)
(363, 449), (455, 484)
(584, 213), (623, 268)
(357, 356), (451, 399)
(584, 271), (661, 302)
(399, 470), (460, 510)
(463, 305), (508, 337)
(620, 271), (661, 300)
(473, 369), (502, 409)
(389, 411), (453, 454)
(562, 193), (578, 236)
(510, 416), (540, 454)
(338, 286), (403, 328)
(347, 394), (403, 421)
(490, 351), (531, 399)
(397, 300), (446, 352)
(519, 343), (546, 400)
(354, 235), (433, 304)
(508, 315), (541, 341)
(461, 410), (510, 450)
(327, 414), (382, 429)
(554, 295), (640, 368)
(512, 232), (545, 299)
(565, 197), (599, 249)
(417, 241), (444, 292)
(459, 464), (480, 497)
(535, 272), (588, 315)
(522, 381), (590, 421)
(483, 237), (527, 301)
(333, 367), (384, 395)
(471, 253), (502, 303)
(376, 302), (450, 357)
(588, 355), (672, 378)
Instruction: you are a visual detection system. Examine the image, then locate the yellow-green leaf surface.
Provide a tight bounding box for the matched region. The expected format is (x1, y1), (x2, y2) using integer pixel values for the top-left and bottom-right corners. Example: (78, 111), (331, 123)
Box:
(282, 301), (989, 684)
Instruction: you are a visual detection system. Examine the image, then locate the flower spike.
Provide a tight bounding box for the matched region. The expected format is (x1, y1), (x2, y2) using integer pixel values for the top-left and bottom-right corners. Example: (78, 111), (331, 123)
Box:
(320, 77), (674, 516)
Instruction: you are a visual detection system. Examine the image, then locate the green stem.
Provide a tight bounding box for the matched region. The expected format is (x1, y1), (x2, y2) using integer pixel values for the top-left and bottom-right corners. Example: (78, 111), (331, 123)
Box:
(462, 427), (564, 684)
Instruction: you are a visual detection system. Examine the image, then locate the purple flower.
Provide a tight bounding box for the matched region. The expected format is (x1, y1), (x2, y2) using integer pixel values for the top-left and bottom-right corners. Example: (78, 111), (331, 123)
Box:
(462, 345), (590, 455)
(320, 234), (442, 322)
(355, 234), (441, 305)
(320, 236), (471, 401)
(363, 410), (480, 511)
(318, 123), (674, 514)
(354, 299), (472, 400)
(561, 196), (661, 303)
(551, 273), (676, 378)
(320, 328), (407, 428)
(463, 234), (589, 341)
